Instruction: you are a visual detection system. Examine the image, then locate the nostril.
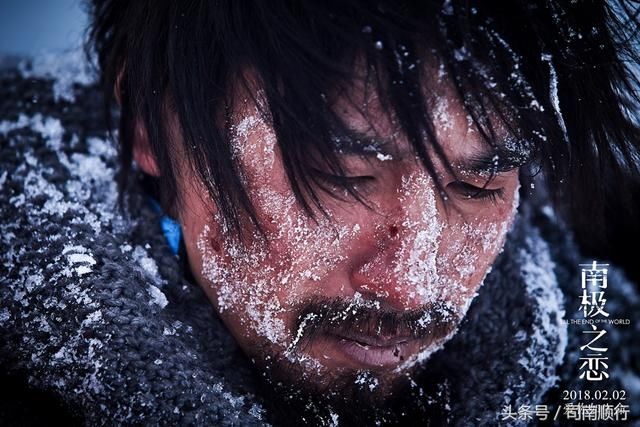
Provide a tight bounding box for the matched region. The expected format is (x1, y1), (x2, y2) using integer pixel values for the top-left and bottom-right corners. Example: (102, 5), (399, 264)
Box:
(388, 224), (399, 238)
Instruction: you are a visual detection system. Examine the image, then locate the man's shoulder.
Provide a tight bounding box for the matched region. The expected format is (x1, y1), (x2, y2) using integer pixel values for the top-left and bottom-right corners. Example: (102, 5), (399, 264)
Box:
(0, 52), (268, 425)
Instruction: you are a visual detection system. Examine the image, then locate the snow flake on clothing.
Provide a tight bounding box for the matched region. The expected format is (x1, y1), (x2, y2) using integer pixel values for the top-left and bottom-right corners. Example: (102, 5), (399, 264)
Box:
(0, 51), (267, 425)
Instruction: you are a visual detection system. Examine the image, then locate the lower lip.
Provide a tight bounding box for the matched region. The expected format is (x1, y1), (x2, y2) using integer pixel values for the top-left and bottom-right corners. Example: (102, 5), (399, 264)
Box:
(325, 334), (422, 368)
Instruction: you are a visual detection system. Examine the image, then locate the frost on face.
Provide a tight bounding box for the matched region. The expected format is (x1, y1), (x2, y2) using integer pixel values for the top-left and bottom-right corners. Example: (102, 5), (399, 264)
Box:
(195, 92), (522, 389)
(197, 175), (364, 350)
(434, 96), (453, 132)
(197, 107), (367, 351)
(391, 172), (443, 304)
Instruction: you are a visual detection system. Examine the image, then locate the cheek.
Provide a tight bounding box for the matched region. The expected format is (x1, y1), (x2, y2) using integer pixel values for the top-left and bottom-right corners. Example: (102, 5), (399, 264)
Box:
(346, 171), (520, 313)
(194, 182), (365, 349)
(435, 183), (520, 306)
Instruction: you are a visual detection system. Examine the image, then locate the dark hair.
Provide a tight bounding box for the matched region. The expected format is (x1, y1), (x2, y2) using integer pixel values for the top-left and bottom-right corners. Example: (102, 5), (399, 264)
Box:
(87, 1), (640, 256)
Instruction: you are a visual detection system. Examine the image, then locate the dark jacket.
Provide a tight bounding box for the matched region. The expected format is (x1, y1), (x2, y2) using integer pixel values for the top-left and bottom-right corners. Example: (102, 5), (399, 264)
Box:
(1, 52), (638, 426)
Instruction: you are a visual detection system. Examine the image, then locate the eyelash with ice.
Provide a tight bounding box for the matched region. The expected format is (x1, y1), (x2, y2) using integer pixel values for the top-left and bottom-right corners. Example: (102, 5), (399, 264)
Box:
(313, 168), (505, 203)
(446, 181), (505, 203)
(312, 168), (376, 190)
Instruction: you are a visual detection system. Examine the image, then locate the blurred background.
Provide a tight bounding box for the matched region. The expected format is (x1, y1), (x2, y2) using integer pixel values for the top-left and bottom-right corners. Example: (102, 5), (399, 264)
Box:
(0, 0), (87, 58)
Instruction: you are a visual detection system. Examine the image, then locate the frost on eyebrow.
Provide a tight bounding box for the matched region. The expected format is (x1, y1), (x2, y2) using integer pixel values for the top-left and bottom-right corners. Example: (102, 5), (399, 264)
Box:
(452, 138), (534, 179)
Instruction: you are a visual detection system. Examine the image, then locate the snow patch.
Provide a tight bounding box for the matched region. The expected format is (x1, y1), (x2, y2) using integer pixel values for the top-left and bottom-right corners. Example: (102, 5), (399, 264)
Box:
(19, 48), (96, 102)
(148, 285), (168, 309)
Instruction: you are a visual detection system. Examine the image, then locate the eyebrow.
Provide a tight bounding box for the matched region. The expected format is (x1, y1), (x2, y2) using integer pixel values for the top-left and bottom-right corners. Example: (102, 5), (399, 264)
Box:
(332, 129), (533, 174)
(332, 134), (389, 155)
(330, 130), (409, 159)
(453, 142), (533, 176)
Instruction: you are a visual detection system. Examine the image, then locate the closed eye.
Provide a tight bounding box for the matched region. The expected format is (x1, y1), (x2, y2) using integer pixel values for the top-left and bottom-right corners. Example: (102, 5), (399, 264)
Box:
(447, 181), (505, 203)
(312, 168), (376, 187)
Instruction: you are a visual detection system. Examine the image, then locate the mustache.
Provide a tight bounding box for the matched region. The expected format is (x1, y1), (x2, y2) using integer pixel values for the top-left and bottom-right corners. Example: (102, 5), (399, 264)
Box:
(290, 295), (459, 351)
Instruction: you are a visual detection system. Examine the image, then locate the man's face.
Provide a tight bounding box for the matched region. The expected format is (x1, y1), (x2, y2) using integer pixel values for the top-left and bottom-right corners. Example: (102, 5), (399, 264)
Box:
(175, 73), (521, 402)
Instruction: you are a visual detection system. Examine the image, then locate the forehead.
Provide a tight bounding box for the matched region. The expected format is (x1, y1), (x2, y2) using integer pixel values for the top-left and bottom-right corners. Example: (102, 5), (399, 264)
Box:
(327, 66), (512, 164)
(227, 61), (523, 181)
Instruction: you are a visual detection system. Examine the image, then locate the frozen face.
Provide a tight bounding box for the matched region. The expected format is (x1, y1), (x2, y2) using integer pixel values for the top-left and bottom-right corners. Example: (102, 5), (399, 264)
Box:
(174, 73), (522, 404)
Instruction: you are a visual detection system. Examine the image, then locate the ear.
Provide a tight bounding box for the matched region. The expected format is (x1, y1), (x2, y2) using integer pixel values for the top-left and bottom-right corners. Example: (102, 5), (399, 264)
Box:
(115, 66), (159, 177)
(132, 121), (161, 177)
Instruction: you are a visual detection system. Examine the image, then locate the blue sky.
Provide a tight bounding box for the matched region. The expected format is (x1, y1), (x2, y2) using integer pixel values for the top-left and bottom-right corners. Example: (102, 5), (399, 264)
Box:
(0, 0), (87, 56)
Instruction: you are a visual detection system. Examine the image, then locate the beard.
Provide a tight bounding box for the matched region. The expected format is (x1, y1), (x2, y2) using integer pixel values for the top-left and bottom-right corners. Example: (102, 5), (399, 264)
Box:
(247, 296), (461, 426)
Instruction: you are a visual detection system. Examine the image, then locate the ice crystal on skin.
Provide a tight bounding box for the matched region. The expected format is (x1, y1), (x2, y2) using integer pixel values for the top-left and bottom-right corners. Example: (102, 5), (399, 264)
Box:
(434, 96), (453, 132)
(286, 312), (319, 356)
(197, 179), (364, 349)
(232, 114), (275, 170)
(198, 110), (365, 347)
(393, 182), (520, 373)
(363, 171), (443, 306)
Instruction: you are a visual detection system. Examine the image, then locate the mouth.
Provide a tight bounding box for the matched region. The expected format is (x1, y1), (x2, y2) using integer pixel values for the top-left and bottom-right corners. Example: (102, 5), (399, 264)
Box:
(290, 298), (455, 371)
(320, 332), (426, 369)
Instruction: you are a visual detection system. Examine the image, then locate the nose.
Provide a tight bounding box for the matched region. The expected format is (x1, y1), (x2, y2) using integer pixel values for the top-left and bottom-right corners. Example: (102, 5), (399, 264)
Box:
(348, 225), (407, 311)
(348, 222), (439, 312)
(347, 171), (443, 311)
